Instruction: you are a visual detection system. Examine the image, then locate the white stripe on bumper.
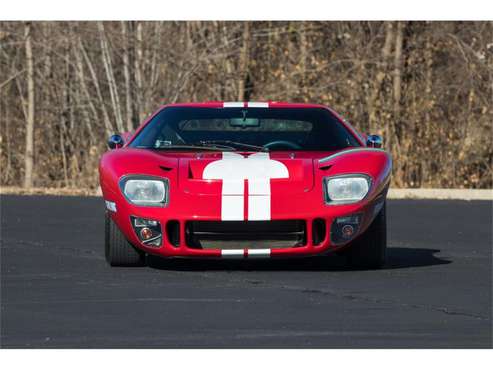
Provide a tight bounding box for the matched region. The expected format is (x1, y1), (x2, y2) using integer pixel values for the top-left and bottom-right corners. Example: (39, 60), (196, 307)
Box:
(220, 249), (272, 258)
(247, 249), (271, 257)
(221, 249), (244, 258)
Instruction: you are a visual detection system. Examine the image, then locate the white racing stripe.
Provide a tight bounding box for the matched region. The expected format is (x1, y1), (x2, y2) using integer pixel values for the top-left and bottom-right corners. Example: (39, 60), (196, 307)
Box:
(222, 102), (269, 108)
(223, 102), (244, 107)
(247, 102), (269, 108)
(203, 152), (289, 221)
(248, 195), (270, 221)
(247, 249), (271, 257)
(221, 249), (244, 258)
(221, 249), (272, 258)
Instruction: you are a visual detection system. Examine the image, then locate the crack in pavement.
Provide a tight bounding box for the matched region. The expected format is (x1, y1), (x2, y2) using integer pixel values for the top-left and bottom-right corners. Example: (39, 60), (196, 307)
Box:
(284, 285), (488, 321)
(212, 275), (490, 321)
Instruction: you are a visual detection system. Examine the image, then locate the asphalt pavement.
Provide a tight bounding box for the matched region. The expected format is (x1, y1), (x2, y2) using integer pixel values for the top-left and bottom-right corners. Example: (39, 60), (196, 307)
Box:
(0, 195), (491, 348)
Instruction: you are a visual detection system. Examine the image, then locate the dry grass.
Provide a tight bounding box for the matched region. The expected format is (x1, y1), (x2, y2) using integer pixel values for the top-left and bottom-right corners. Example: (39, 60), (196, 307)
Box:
(387, 188), (493, 200)
(0, 186), (100, 197)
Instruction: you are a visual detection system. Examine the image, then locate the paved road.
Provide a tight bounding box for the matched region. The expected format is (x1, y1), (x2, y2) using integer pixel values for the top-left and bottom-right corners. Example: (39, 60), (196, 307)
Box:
(1, 195), (491, 348)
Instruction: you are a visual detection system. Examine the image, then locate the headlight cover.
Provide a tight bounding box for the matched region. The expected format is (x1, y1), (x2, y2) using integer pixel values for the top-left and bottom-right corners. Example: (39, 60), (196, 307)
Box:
(324, 175), (371, 204)
(120, 176), (169, 206)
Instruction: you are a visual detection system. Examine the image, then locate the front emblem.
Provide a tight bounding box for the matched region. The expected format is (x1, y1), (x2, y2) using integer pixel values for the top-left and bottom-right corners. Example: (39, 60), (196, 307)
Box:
(203, 152), (289, 221)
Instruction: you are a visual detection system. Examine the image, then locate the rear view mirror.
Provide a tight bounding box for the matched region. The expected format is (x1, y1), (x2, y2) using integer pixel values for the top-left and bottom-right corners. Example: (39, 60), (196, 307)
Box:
(230, 118), (260, 127)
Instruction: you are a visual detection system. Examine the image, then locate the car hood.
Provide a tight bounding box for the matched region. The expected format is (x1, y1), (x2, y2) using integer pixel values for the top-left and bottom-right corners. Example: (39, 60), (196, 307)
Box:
(175, 151), (333, 195)
(103, 148), (341, 196)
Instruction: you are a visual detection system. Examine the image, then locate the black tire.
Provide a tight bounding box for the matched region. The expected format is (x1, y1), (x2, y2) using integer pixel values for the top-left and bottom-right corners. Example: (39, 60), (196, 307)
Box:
(345, 202), (387, 270)
(105, 213), (145, 267)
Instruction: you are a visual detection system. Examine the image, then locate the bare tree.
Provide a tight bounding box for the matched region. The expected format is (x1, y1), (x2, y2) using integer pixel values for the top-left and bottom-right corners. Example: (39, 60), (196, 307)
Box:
(367, 22), (394, 133)
(121, 21), (134, 132)
(23, 22), (35, 188)
(237, 22), (251, 101)
(97, 22), (124, 133)
(0, 21), (491, 190)
(134, 21), (144, 121)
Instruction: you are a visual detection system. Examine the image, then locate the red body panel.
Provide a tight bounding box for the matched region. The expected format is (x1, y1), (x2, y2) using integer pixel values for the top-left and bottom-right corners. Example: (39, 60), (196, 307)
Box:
(99, 102), (391, 259)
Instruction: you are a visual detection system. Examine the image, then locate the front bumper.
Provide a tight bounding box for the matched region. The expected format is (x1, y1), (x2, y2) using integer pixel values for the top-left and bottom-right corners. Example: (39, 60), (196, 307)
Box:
(105, 196), (385, 259)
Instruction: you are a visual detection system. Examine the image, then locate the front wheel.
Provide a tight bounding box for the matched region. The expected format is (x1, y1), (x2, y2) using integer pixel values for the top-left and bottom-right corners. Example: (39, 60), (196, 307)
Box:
(345, 202), (387, 269)
(105, 213), (146, 267)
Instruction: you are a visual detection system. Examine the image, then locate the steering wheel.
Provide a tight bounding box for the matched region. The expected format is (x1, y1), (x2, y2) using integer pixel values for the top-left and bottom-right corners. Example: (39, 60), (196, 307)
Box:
(263, 140), (302, 150)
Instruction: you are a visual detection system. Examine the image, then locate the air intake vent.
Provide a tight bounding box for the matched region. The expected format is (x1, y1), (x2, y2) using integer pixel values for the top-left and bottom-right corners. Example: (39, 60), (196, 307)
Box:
(166, 220), (180, 247)
(185, 220), (306, 250)
(312, 218), (326, 245)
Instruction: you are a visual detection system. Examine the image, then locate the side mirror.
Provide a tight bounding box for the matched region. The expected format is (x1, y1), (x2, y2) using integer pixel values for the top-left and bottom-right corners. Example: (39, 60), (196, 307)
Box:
(366, 134), (382, 148)
(107, 134), (124, 149)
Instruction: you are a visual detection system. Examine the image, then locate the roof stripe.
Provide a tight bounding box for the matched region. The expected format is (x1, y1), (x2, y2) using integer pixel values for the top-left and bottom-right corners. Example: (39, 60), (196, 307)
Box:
(222, 102), (270, 108)
(247, 102), (269, 108)
(223, 102), (245, 108)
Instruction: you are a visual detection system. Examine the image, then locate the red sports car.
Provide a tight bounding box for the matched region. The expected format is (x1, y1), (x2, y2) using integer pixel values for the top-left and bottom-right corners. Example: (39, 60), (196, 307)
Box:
(99, 102), (392, 269)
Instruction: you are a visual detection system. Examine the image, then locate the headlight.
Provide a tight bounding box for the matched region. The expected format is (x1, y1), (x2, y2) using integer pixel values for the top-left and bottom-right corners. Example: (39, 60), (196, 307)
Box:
(324, 175), (370, 204)
(120, 176), (168, 206)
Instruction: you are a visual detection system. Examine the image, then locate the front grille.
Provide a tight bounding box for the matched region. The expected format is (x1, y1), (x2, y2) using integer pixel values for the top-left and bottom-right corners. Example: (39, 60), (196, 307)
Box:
(185, 220), (306, 250)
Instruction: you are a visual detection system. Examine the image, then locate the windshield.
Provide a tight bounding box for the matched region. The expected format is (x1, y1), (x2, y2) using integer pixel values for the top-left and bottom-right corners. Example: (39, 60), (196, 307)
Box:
(129, 107), (361, 151)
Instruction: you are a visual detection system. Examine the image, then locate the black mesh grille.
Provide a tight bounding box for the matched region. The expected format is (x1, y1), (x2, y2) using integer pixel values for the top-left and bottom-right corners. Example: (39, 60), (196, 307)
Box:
(186, 220), (306, 250)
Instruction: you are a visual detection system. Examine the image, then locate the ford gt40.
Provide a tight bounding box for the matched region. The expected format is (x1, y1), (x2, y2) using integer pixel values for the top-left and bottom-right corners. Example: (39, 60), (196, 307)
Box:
(99, 101), (392, 269)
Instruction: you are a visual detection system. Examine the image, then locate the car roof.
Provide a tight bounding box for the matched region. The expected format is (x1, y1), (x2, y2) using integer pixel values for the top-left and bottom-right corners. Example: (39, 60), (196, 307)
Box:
(158, 101), (329, 109)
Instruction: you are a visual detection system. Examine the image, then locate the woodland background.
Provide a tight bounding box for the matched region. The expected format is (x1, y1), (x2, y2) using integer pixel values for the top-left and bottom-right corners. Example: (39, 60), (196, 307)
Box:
(0, 21), (491, 190)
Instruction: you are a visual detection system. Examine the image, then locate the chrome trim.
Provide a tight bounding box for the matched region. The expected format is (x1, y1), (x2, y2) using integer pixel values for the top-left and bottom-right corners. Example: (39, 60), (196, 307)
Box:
(141, 234), (162, 245)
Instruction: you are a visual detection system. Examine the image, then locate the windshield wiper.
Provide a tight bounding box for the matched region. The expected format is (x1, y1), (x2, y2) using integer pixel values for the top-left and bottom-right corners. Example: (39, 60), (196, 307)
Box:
(196, 140), (268, 152)
(135, 144), (235, 151)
